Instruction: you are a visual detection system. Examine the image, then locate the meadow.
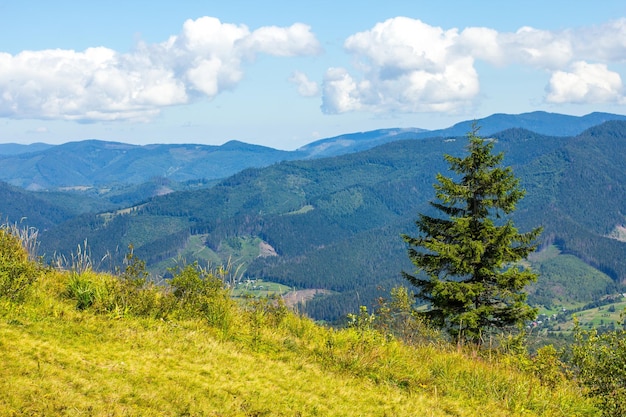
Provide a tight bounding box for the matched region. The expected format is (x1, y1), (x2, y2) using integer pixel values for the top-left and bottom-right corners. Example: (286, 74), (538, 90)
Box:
(0, 226), (600, 416)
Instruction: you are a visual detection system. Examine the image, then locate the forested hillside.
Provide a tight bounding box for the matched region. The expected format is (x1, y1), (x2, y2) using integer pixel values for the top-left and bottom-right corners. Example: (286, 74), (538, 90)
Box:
(0, 181), (77, 230)
(0, 140), (295, 189)
(31, 121), (626, 321)
(2, 111), (625, 190)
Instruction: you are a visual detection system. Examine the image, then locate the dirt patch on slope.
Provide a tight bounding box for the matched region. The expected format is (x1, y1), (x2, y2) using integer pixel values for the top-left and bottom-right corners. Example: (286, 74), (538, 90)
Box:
(258, 241), (278, 257)
(282, 289), (331, 308)
(608, 225), (626, 242)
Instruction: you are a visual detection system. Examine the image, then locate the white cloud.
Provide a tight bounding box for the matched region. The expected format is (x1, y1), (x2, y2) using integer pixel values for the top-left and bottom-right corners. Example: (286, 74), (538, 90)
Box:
(322, 67), (361, 112)
(239, 23), (322, 57)
(0, 17), (321, 122)
(474, 26), (574, 69)
(289, 71), (319, 97)
(27, 126), (49, 134)
(322, 17), (626, 114)
(546, 61), (624, 104)
(570, 18), (626, 62)
(459, 18), (626, 69)
(322, 17), (478, 114)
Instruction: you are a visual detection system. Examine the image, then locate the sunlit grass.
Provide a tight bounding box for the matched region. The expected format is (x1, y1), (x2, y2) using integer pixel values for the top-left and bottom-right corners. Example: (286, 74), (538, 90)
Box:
(0, 256), (599, 416)
(1, 300), (441, 416)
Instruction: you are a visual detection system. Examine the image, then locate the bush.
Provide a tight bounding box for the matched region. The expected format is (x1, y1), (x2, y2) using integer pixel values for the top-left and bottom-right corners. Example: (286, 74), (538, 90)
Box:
(572, 318), (626, 417)
(168, 262), (236, 335)
(0, 228), (40, 301)
(373, 286), (443, 346)
(245, 295), (288, 350)
(62, 268), (173, 319)
(65, 271), (98, 310)
(529, 344), (566, 389)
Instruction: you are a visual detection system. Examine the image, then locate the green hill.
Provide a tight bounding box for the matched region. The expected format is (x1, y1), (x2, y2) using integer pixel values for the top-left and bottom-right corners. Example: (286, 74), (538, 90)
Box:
(0, 229), (598, 416)
(0, 181), (78, 230)
(0, 140), (295, 189)
(3, 112), (626, 190)
(32, 121), (626, 321)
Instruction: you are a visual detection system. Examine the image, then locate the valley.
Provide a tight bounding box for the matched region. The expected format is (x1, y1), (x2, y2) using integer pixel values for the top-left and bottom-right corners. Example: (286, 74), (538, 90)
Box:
(1, 111), (626, 327)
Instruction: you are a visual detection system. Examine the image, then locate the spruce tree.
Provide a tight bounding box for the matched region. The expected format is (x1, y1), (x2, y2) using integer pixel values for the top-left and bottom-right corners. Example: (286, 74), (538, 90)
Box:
(402, 126), (541, 343)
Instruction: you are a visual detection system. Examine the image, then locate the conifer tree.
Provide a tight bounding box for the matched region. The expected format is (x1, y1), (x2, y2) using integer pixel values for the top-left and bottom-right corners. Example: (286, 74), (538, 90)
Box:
(402, 126), (541, 343)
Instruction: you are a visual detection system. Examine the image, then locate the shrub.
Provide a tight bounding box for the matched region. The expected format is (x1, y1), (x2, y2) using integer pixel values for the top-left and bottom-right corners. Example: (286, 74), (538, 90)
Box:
(62, 268), (174, 319)
(65, 271), (98, 310)
(373, 286), (443, 346)
(168, 262), (236, 335)
(572, 318), (626, 417)
(245, 295), (288, 350)
(112, 246), (173, 318)
(0, 227), (40, 301)
(529, 344), (566, 389)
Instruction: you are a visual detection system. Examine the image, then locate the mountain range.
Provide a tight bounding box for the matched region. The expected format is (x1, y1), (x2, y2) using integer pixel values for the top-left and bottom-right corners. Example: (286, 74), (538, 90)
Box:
(2, 111), (625, 191)
(2, 111), (626, 322)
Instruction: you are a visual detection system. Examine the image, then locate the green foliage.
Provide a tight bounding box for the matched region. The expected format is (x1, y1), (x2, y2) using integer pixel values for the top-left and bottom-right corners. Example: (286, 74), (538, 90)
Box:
(347, 305), (376, 332)
(500, 339), (567, 391)
(373, 286), (443, 345)
(403, 126), (541, 343)
(168, 262), (236, 335)
(119, 245), (148, 286)
(572, 318), (626, 417)
(0, 226), (40, 301)
(26, 120), (626, 324)
(64, 269), (172, 318)
(245, 295), (288, 351)
(531, 345), (566, 389)
(528, 249), (616, 308)
(65, 272), (97, 310)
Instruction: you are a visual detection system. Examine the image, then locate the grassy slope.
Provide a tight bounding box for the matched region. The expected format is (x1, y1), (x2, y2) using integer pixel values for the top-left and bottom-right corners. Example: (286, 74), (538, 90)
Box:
(150, 234), (265, 277)
(0, 268), (599, 417)
(527, 246), (616, 309)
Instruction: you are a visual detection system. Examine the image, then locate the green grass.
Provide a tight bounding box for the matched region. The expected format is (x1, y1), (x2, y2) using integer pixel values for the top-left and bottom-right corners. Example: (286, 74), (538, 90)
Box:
(528, 245), (561, 263)
(232, 279), (292, 298)
(0, 232), (600, 416)
(571, 300), (626, 329)
(527, 246), (616, 308)
(151, 234), (264, 278)
(0, 270), (600, 417)
(180, 234), (222, 263)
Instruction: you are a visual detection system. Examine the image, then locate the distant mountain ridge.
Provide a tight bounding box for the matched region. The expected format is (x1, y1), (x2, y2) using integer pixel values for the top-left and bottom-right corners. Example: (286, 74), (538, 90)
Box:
(296, 127), (428, 158)
(418, 111), (626, 138)
(1, 111), (626, 190)
(0, 139), (296, 190)
(0, 142), (53, 155)
(25, 119), (626, 322)
(296, 111), (626, 158)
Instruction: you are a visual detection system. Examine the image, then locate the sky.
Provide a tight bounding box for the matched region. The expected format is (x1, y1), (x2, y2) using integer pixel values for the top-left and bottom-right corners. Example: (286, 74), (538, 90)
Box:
(1, 1), (626, 150)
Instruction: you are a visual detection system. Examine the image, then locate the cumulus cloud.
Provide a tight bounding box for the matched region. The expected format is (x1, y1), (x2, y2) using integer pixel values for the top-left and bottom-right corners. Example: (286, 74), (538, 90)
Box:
(239, 23), (322, 57)
(546, 61), (624, 104)
(459, 26), (574, 69)
(322, 17), (478, 114)
(569, 18), (626, 62)
(459, 19), (626, 69)
(289, 71), (319, 97)
(0, 17), (321, 122)
(322, 17), (626, 114)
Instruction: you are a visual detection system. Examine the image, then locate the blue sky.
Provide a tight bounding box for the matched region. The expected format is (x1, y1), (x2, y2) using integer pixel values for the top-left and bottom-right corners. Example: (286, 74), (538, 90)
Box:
(1, 1), (625, 150)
